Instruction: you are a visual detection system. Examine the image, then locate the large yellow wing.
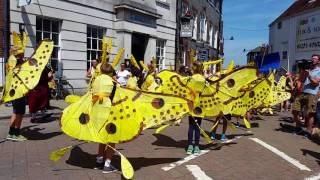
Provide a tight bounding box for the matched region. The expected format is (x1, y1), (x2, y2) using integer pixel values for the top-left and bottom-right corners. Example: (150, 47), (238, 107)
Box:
(191, 67), (259, 117)
(61, 74), (193, 144)
(156, 70), (196, 101)
(275, 76), (287, 92)
(226, 78), (272, 116)
(209, 66), (259, 98)
(2, 40), (54, 102)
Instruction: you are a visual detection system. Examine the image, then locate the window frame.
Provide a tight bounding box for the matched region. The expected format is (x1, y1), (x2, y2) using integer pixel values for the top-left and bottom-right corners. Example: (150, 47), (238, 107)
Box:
(86, 25), (106, 70)
(277, 21), (282, 29)
(282, 51), (288, 60)
(156, 39), (166, 71)
(36, 16), (61, 74)
(199, 13), (207, 41)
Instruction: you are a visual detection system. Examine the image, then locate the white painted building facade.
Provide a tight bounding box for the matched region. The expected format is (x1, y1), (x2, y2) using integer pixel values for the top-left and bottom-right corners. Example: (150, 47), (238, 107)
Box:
(6, 0), (176, 93)
(269, 1), (320, 72)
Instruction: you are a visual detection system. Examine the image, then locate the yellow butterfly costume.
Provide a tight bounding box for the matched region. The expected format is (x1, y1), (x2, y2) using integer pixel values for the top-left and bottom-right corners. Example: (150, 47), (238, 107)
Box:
(2, 39), (54, 102)
(61, 73), (193, 144)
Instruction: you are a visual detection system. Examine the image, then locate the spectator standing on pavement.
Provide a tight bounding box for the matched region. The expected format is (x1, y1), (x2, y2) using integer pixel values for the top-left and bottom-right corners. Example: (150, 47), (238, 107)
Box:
(6, 48), (27, 141)
(116, 63), (131, 86)
(292, 54), (320, 137)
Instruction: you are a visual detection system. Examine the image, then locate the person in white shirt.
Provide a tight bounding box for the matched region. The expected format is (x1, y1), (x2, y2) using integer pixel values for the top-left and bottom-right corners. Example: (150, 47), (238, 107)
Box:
(116, 63), (131, 86)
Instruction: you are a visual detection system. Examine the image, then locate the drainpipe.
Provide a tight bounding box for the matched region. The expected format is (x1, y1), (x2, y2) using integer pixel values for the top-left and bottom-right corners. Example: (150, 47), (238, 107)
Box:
(2, 0), (10, 86)
(216, 0), (223, 59)
(175, 0), (180, 71)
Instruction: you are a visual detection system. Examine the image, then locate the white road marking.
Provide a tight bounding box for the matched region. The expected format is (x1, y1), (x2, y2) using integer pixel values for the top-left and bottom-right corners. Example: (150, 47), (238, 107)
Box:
(186, 165), (213, 180)
(161, 150), (210, 171)
(305, 173), (320, 180)
(162, 136), (241, 171)
(249, 138), (312, 171)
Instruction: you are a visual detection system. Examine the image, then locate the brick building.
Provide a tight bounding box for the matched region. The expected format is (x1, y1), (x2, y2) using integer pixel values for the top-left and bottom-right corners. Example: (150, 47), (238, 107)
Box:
(176, 0), (223, 68)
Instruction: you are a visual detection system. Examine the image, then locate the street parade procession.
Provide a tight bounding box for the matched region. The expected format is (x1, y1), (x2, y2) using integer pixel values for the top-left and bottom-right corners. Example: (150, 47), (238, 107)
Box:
(1, 0), (320, 180)
(1, 30), (309, 179)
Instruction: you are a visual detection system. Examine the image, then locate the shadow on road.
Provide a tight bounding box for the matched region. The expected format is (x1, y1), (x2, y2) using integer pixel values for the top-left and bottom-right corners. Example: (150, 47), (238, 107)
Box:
(275, 123), (296, 133)
(114, 156), (181, 171)
(278, 116), (294, 124)
(301, 149), (320, 165)
(66, 146), (181, 172)
(66, 146), (96, 169)
(21, 125), (62, 140)
(152, 134), (187, 149)
(152, 134), (240, 151)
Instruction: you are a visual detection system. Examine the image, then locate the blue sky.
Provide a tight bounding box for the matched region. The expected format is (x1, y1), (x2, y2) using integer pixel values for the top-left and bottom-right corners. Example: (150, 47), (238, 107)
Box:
(222, 0), (294, 67)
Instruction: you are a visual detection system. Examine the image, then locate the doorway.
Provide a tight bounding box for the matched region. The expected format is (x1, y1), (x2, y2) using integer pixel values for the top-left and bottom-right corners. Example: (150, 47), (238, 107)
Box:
(131, 33), (149, 62)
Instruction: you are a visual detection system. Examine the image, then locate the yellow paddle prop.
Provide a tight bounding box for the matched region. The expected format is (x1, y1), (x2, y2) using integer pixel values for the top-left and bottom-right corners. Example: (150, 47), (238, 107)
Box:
(195, 121), (212, 144)
(155, 124), (170, 134)
(49, 146), (73, 162)
(243, 118), (251, 129)
(107, 144), (134, 179)
(210, 120), (220, 132)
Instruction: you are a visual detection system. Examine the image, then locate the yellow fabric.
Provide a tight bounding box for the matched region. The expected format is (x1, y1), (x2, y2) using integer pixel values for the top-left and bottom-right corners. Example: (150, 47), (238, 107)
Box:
(130, 54), (140, 69)
(275, 76), (286, 91)
(197, 67), (259, 117)
(120, 151), (134, 179)
(156, 70), (196, 102)
(111, 48), (124, 68)
(261, 72), (290, 108)
(126, 76), (139, 90)
(12, 31), (27, 55)
(139, 60), (149, 72)
(243, 118), (251, 129)
(107, 38), (112, 56)
(155, 124), (170, 134)
(61, 74), (192, 144)
(2, 40), (54, 102)
(101, 37), (107, 64)
(5, 55), (17, 74)
(226, 78), (271, 116)
(226, 60), (234, 73)
(49, 146), (72, 162)
(141, 74), (156, 91)
(65, 95), (81, 104)
(214, 67), (258, 98)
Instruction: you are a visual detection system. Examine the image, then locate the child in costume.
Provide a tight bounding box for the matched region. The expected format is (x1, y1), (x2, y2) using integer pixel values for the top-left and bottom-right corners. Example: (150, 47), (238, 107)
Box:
(93, 63), (118, 173)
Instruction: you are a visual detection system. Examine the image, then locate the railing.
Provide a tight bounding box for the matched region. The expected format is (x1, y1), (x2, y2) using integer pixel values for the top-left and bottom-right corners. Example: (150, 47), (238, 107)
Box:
(50, 76), (74, 100)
